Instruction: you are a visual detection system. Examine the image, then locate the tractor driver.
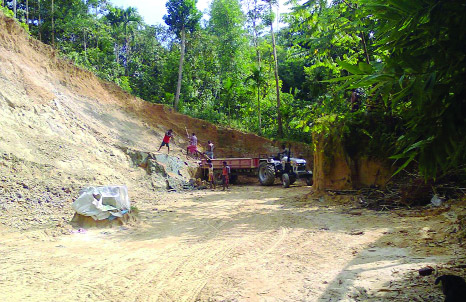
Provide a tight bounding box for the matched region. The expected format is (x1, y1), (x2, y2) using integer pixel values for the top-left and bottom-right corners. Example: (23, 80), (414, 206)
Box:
(278, 144), (289, 160)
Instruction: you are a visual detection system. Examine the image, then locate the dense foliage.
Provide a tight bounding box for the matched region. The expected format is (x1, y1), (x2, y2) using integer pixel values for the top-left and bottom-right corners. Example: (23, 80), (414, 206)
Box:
(2, 0), (465, 179)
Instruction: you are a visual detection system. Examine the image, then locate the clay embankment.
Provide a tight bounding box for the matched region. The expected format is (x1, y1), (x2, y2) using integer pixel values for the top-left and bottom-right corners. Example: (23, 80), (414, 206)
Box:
(312, 131), (393, 191)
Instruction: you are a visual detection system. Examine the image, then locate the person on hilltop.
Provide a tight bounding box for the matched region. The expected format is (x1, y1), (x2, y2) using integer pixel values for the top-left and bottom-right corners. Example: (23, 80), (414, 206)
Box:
(205, 140), (214, 159)
(158, 129), (174, 153)
(222, 161), (230, 191)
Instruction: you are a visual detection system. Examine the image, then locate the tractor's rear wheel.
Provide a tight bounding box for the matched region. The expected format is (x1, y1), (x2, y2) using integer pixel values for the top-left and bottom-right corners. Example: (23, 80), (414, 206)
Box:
(282, 173), (291, 188)
(289, 176), (296, 185)
(259, 162), (275, 186)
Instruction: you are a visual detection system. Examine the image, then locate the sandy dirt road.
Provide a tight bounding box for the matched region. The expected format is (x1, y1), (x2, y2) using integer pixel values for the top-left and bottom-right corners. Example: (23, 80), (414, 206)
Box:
(0, 185), (460, 302)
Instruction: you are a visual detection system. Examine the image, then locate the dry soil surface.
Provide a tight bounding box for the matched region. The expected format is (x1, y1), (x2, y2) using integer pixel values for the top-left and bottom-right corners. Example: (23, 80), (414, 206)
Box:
(1, 185), (464, 302)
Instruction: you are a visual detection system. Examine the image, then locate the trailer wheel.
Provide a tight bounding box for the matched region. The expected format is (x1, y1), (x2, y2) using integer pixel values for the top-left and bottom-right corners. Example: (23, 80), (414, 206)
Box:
(259, 162), (275, 186)
(230, 174), (238, 184)
(282, 173), (290, 188)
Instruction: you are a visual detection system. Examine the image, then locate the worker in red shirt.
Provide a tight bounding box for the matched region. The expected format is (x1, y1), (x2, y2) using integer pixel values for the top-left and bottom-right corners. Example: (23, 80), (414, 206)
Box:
(158, 129), (174, 153)
(222, 161), (230, 191)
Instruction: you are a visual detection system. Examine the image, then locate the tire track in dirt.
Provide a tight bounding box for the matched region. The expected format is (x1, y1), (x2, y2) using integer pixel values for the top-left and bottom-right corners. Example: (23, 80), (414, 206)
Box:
(125, 213), (246, 301)
(0, 187), (303, 301)
(119, 188), (296, 302)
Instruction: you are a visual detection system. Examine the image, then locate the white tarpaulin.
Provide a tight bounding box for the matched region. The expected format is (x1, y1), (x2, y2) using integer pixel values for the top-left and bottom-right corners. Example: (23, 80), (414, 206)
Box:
(72, 186), (130, 220)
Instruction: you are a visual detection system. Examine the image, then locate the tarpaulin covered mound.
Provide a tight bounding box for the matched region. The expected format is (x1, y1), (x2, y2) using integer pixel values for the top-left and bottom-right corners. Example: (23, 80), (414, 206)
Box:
(71, 186), (136, 227)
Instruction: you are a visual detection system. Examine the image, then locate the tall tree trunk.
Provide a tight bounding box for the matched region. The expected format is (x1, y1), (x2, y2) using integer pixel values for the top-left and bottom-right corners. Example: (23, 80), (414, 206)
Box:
(269, 2), (283, 138)
(253, 0), (262, 134)
(360, 32), (370, 64)
(38, 0), (42, 41)
(174, 27), (186, 111)
(83, 30), (87, 58)
(51, 0), (55, 47)
(124, 23), (129, 76)
(26, 0), (29, 30)
(13, 0), (17, 18)
(257, 85), (261, 134)
(115, 43), (119, 64)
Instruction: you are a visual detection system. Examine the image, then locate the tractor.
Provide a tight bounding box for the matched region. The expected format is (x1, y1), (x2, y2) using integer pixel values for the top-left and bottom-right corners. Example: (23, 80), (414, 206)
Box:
(258, 149), (313, 188)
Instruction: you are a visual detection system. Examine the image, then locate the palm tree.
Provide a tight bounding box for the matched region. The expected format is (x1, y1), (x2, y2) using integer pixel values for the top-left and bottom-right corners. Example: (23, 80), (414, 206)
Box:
(106, 7), (125, 64)
(246, 66), (266, 134)
(122, 7), (141, 75)
(164, 0), (202, 111)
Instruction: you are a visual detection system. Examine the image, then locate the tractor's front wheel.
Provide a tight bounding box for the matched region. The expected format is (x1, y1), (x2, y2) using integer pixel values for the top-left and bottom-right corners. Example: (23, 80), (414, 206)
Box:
(259, 162), (275, 186)
(282, 173), (290, 188)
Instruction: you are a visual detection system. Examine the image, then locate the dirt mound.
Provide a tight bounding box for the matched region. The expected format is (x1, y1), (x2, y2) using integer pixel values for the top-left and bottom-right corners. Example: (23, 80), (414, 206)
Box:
(0, 12), (312, 230)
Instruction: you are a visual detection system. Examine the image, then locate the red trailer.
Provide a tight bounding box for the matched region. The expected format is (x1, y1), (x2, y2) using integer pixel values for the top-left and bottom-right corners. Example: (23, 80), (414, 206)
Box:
(199, 157), (261, 184)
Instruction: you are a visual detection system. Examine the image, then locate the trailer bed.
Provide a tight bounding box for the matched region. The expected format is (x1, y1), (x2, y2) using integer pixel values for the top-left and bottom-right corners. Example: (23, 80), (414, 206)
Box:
(200, 158), (260, 169)
(199, 158), (261, 183)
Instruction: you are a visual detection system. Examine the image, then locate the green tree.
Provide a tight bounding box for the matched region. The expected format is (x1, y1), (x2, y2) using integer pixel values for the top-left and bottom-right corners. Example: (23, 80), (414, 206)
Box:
(128, 25), (169, 102)
(246, 0), (267, 133)
(281, 0), (377, 131)
(163, 0), (202, 111)
(263, 0), (283, 137)
(245, 64), (266, 133)
(340, 0), (466, 179)
(181, 28), (222, 119)
(209, 0), (249, 124)
(121, 7), (142, 75)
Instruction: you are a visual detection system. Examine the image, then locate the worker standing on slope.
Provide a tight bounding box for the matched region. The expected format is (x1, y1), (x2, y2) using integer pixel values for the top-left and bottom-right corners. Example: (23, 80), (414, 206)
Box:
(187, 133), (198, 157)
(158, 129), (174, 153)
(205, 140), (214, 159)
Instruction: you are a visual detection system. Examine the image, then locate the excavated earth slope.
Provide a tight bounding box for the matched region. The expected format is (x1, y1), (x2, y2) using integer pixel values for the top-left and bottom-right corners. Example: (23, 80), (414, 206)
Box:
(0, 13), (311, 230)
